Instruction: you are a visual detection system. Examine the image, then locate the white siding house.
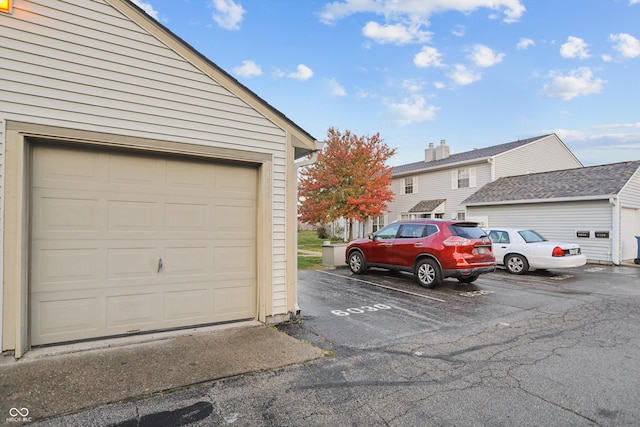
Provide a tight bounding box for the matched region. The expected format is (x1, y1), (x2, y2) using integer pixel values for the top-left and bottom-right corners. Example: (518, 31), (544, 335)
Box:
(380, 135), (583, 233)
(0, 0), (317, 357)
(463, 161), (640, 264)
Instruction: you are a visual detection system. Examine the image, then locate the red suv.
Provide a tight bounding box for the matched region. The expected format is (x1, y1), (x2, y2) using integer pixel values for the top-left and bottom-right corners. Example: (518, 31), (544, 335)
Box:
(345, 219), (495, 288)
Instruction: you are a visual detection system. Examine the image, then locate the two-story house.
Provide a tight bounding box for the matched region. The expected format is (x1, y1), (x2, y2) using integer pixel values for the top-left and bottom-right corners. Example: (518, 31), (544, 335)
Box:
(378, 135), (583, 232)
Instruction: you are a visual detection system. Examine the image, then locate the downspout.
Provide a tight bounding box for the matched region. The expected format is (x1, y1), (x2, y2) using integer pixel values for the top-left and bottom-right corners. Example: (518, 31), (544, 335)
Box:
(291, 140), (324, 316)
(610, 196), (620, 265)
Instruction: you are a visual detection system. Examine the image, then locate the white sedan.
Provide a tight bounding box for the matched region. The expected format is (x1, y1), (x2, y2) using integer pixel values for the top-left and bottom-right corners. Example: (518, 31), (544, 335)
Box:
(485, 228), (587, 274)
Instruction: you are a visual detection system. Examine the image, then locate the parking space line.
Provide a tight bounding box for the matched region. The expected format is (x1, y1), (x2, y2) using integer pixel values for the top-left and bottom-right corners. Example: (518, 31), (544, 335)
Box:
(319, 270), (446, 302)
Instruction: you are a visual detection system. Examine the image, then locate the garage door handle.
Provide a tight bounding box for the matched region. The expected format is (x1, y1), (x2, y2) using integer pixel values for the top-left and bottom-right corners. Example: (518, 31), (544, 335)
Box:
(158, 258), (163, 273)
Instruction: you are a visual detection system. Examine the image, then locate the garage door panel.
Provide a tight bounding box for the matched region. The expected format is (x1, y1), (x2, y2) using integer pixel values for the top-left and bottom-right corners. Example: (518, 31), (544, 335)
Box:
(106, 154), (164, 191)
(165, 202), (208, 232)
(165, 161), (212, 196)
(214, 165), (257, 199)
(35, 194), (101, 233)
(213, 285), (254, 318)
(30, 144), (258, 346)
(107, 247), (159, 280)
(214, 204), (256, 238)
(33, 147), (102, 190)
(213, 245), (254, 275)
(108, 200), (162, 232)
(106, 292), (159, 329)
(32, 247), (101, 288)
(164, 289), (210, 322)
(164, 246), (208, 276)
(32, 295), (100, 340)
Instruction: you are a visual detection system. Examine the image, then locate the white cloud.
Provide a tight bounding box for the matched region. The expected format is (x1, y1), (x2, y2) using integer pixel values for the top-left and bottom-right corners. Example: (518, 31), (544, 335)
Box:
(386, 95), (438, 126)
(288, 64), (314, 81)
(212, 0), (246, 31)
(609, 33), (640, 58)
(362, 22), (431, 44)
(451, 25), (466, 37)
(131, 0), (160, 20)
(517, 37), (535, 50)
(232, 60), (262, 77)
(318, 0), (526, 25)
(448, 64), (481, 85)
(560, 36), (591, 59)
(402, 79), (425, 93)
(328, 78), (347, 96)
(557, 124), (640, 165)
(414, 46), (444, 68)
(540, 67), (605, 100)
(630, 0), (640, 4)
(468, 44), (505, 67)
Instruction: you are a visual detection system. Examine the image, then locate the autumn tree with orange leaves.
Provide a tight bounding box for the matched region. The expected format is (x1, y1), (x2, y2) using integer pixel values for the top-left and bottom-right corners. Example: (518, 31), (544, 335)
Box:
(299, 128), (396, 240)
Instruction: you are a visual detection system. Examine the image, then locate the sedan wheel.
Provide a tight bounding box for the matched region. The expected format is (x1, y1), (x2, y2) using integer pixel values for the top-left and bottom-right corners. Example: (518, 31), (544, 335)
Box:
(505, 254), (529, 275)
(348, 251), (366, 274)
(415, 259), (441, 288)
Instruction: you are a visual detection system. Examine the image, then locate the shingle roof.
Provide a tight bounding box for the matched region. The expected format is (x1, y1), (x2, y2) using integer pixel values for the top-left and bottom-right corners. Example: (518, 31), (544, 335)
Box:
(408, 199), (446, 213)
(392, 135), (552, 176)
(463, 161), (640, 205)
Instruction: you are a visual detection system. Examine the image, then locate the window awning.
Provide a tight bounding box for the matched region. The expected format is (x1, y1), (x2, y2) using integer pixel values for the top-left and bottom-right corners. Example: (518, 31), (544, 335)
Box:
(408, 199), (446, 213)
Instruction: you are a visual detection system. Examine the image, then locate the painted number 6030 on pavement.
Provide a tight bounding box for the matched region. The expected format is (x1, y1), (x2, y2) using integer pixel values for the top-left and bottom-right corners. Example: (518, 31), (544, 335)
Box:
(331, 304), (392, 316)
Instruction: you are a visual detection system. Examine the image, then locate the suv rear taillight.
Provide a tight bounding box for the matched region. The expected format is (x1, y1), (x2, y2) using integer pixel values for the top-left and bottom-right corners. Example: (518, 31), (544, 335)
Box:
(443, 236), (472, 247)
(552, 246), (565, 257)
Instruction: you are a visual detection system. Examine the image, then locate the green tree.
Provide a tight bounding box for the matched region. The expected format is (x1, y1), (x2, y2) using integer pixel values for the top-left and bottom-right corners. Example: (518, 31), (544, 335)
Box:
(299, 127), (396, 240)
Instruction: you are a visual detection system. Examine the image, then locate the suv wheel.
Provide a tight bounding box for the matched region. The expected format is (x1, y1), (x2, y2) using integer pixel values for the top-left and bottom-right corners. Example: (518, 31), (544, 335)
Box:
(348, 251), (366, 274)
(415, 259), (441, 288)
(505, 254), (529, 275)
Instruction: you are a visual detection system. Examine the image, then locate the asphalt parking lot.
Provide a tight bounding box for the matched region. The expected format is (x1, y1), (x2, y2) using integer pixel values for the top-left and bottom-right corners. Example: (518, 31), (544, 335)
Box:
(35, 263), (640, 426)
(284, 265), (616, 354)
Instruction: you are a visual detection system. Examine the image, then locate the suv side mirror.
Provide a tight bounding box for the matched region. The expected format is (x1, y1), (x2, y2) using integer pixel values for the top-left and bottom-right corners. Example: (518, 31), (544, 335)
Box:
(369, 233), (376, 241)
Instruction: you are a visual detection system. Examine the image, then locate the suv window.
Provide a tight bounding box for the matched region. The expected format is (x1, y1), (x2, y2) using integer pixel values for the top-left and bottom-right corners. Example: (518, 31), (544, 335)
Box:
(398, 224), (426, 238)
(425, 224), (438, 237)
(449, 224), (487, 239)
(375, 224), (401, 240)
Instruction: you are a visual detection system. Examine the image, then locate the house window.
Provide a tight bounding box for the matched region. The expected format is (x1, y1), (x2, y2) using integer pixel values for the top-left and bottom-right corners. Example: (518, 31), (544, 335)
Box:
(458, 169), (470, 188)
(451, 168), (476, 189)
(456, 211), (466, 220)
(372, 216), (384, 233)
(404, 177), (414, 194)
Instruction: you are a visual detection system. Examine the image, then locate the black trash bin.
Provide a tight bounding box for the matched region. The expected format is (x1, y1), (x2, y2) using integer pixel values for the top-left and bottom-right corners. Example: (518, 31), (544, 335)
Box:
(635, 236), (640, 264)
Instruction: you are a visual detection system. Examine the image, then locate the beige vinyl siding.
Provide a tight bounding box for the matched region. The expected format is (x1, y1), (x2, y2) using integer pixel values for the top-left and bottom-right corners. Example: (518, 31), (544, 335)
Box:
(469, 200), (614, 262)
(1, 1), (285, 150)
(493, 135), (582, 179)
(0, 0), (296, 323)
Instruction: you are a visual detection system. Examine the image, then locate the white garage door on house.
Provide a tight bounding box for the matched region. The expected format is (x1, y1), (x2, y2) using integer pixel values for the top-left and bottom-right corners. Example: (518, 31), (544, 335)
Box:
(30, 143), (258, 346)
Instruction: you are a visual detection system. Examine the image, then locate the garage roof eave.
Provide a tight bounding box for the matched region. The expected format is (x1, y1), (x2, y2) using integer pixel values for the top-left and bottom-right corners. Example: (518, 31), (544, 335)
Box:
(464, 194), (616, 207)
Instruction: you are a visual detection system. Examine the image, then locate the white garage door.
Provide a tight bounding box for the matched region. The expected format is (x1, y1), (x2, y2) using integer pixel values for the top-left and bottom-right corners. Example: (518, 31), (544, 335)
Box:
(30, 144), (257, 346)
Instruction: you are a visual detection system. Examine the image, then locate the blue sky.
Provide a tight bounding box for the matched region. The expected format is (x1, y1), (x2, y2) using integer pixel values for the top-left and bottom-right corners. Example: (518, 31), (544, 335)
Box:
(132, 0), (640, 167)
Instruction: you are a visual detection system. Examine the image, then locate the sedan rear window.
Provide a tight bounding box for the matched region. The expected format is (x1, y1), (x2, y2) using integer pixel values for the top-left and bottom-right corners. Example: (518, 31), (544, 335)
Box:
(449, 224), (487, 239)
(518, 230), (547, 243)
